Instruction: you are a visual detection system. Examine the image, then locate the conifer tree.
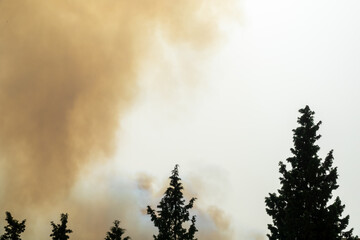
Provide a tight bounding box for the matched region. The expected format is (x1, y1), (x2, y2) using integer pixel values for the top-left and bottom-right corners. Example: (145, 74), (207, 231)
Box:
(0, 212), (26, 240)
(147, 165), (198, 240)
(50, 213), (73, 240)
(265, 106), (357, 240)
(105, 220), (130, 240)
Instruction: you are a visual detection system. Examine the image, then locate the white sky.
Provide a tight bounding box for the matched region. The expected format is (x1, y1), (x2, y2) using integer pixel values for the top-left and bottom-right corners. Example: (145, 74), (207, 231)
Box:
(110, 1), (360, 238)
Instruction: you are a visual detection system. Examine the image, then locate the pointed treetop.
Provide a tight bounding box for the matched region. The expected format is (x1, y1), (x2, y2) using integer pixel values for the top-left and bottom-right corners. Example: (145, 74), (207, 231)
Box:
(147, 165), (198, 240)
(265, 106), (357, 240)
(50, 213), (73, 240)
(105, 220), (130, 240)
(0, 212), (26, 240)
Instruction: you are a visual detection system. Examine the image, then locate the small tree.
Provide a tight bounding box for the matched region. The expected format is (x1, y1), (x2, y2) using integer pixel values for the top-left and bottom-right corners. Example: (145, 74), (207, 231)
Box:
(265, 106), (357, 240)
(0, 212), (26, 240)
(105, 220), (130, 240)
(50, 213), (73, 240)
(147, 165), (197, 240)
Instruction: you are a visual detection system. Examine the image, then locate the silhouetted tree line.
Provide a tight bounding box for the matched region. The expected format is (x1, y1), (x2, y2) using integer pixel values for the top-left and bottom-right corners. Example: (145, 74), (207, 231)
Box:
(0, 106), (358, 240)
(1, 164), (195, 240)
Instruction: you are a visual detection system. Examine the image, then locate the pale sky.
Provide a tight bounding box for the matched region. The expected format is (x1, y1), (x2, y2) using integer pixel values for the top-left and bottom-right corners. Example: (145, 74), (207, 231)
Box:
(108, 0), (360, 239)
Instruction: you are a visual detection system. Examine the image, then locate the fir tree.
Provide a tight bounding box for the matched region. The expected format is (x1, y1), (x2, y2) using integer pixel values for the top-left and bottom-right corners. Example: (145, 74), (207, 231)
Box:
(50, 213), (73, 240)
(105, 220), (130, 240)
(0, 212), (26, 240)
(265, 106), (357, 240)
(147, 165), (198, 240)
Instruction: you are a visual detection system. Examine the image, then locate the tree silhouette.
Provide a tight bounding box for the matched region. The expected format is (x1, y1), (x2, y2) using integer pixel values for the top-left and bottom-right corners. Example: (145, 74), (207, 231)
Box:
(105, 220), (131, 240)
(0, 212), (26, 240)
(50, 213), (73, 240)
(147, 165), (197, 240)
(265, 106), (357, 240)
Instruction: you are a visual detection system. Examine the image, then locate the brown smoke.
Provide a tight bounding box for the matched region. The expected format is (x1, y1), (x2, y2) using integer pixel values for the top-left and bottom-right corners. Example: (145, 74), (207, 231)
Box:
(196, 206), (234, 240)
(0, 0), (237, 239)
(0, 0), (232, 206)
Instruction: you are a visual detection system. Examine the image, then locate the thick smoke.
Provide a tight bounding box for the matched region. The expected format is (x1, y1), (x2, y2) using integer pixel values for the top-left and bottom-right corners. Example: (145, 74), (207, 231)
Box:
(0, 0), (236, 239)
(0, 0), (230, 206)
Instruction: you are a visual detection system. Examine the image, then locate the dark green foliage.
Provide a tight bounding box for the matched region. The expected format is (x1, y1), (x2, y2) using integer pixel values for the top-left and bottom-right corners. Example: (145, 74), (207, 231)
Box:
(147, 165), (198, 240)
(265, 106), (357, 240)
(50, 213), (73, 240)
(0, 212), (26, 240)
(105, 220), (130, 240)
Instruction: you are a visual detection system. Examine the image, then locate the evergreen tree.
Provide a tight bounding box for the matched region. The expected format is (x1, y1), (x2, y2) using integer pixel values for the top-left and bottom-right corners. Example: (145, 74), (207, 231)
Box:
(0, 212), (26, 240)
(50, 213), (73, 240)
(105, 220), (130, 240)
(265, 106), (357, 240)
(147, 165), (198, 240)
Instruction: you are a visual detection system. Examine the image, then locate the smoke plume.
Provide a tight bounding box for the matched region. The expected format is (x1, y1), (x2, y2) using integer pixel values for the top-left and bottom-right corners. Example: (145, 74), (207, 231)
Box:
(0, 0), (236, 239)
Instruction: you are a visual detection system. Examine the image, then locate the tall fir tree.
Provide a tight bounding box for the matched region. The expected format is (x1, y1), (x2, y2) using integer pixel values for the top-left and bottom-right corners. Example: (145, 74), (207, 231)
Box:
(105, 220), (131, 240)
(265, 106), (357, 240)
(0, 212), (26, 240)
(50, 213), (73, 240)
(147, 165), (198, 240)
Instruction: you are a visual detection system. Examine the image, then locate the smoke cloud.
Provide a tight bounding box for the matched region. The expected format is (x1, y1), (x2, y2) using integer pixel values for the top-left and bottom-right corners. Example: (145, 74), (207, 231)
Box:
(0, 0), (237, 239)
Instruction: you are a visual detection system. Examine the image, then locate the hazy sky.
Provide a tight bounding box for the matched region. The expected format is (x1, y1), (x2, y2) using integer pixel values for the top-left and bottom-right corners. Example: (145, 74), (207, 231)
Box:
(113, 0), (360, 239)
(1, 1), (360, 240)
